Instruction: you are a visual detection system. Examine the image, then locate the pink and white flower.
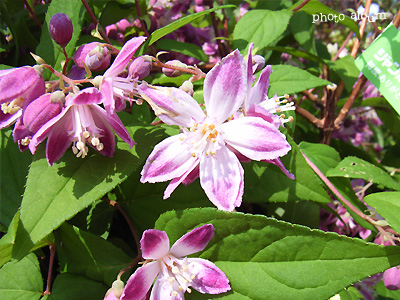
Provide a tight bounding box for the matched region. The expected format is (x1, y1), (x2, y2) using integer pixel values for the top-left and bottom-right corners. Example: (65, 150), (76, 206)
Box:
(29, 87), (134, 165)
(139, 50), (291, 211)
(96, 36), (147, 113)
(121, 224), (230, 300)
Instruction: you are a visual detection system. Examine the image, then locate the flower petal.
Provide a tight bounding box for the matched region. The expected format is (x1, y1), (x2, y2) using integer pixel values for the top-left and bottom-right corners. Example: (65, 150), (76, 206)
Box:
(246, 65), (272, 109)
(203, 50), (247, 123)
(222, 116), (291, 161)
(169, 224), (214, 257)
(121, 261), (160, 300)
(164, 159), (199, 199)
(105, 36), (146, 77)
(0, 108), (21, 129)
(66, 87), (103, 106)
(138, 83), (205, 127)
(188, 258), (231, 294)
(264, 157), (295, 180)
(149, 273), (184, 300)
(100, 77), (116, 114)
(141, 229), (170, 260)
(90, 104), (134, 149)
(199, 146), (243, 211)
(141, 134), (198, 183)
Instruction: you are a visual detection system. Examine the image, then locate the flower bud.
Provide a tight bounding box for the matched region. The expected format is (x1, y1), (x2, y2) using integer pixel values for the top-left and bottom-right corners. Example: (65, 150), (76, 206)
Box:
(49, 13), (73, 47)
(162, 60), (187, 77)
(104, 279), (125, 300)
(252, 55), (265, 73)
(73, 42), (111, 72)
(179, 80), (194, 96)
(384, 267), (400, 290)
(129, 55), (153, 80)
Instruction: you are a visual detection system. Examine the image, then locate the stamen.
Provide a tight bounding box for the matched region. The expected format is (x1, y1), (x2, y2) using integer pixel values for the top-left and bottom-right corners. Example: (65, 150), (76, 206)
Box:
(1, 97), (24, 114)
(172, 291), (178, 296)
(168, 277), (175, 284)
(187, 288), (192, 293)
(72, 145), (78, 155)
(97, 143), (104, 151)
(172, 266), (179, 274)
(83, 131), (90, 138)
(21, 137), (30, 146)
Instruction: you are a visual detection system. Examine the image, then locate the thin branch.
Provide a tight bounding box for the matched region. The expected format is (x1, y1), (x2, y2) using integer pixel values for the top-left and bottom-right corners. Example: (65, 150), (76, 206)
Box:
(43, 244), (56, 295)
(332, 31), (352, 61)
(23, 0), (42, 28)
(134, 0), (150, 37)
(152, 60), (206, 78)
(334, 75), (367, 128)
(81, 0), (111, 44)
(295, 105), (323, 127)
(292, 0), (311, 13)
(394, 9), (400, 28)
(350, 0), (372, 58)
(207, 0), (227, 58)
(301, 90), (319, 103)
(118, 255), (142, 278)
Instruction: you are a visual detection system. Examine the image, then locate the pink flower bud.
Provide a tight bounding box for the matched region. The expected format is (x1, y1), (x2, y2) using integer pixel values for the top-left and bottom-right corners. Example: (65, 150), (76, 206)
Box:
(49, 13), (73, 47)
(162, 60), (187, 77)
(384, 267), (400, 290)
(252, 55), (265, 73)
(129, 55), (153, 80)
(179, 80), (194, 96)
(73, 42), (111, 72)
(104, 279), (124, 300)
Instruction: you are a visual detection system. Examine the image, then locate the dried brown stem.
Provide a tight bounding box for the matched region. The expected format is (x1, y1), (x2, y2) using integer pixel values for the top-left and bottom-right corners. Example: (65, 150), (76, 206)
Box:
(81, 0), (111, 44)
(332, 31), (352, 61)
(394, 9), (400, 28)
(350, 0), (371, 58)
(295, 105), (323, 127)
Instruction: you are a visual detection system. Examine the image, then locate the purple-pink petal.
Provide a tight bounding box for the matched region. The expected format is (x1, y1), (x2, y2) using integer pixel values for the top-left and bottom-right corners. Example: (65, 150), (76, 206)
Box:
(170, 224), (214, 258)
(121, 261), (160, 300)
(141, 229), (170, 260)
(199, 146), (244, 211)
(384, 267), (400, 290)
(66, 87), (103, 106)
(203, 50), (247, 123)
(140, 134), (198, 184)
(164, 159), (199, 199)
(264, 158), (295, 180)
(0, 109), (21, 129)
(105, 36), (146, 78)
(189, 258), (231, 294)
(138, 83), (205, 127)
(246, 65), (272, 109)
(222, 116), (291, 161)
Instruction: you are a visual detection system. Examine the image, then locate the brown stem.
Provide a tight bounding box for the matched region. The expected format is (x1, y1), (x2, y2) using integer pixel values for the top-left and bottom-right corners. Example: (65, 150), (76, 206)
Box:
(350, 0), (371, 58)
(118, 255), (142, 278)
(295, 105), (323, 127)
(332, 31), (352, 61)
(334, 75), (367, 128)
(134, 0), (150, 37)
(108, 200), (141, 257)
(61, 47), (72, 76)
(152, 60), (206, 78)
(292, 0), (311, 13)
(394, 9), (400, 28)
(23, 0), (42, 28)
(43, 243), (56, 295)
(207, 0), (226, 58)
(81, 0), (112, 44)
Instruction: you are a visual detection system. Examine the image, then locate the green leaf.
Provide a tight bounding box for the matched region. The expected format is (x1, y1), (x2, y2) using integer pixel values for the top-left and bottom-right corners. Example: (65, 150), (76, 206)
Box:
(364, 192), (400, 235)
(295, 0), (360, 39)
(0, 128), (32, 228)
(267, 46), (324, 64)
(375, 280), (400, 299)
(0, 254), (42, 300)
(99, 1), (135, 27)
(54, 223), (132, 285)
(36, 0), (86, 78)
(325, 56), (360, 92)
(243, 140), (330, 204)
(155, 208), (400, 300)
(289, 11), (316, 54)
(139, 5), (235, 54)
(299, 142), (374, 232)
(268, 65), (331, 97)
(51, 273), (108, 300)
(12, 125), (168, 260)
(233, 9), (293, 53)
(156, 39), (208, 62)
(327, 157), (400, 191)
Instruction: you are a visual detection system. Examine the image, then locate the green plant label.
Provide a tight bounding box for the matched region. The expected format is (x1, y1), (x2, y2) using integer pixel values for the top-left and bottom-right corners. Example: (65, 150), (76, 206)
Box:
(355, 24), (400, 115)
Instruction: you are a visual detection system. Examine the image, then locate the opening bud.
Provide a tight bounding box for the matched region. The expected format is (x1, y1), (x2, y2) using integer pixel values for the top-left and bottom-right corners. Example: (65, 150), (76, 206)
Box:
(74, 43), (111, 72)
(162, 60), (187, 77)
(129, 55), (153, 80)
(179, 80), (194, 96)
(49, 13), (73, 47)
(252, 55), (265, 73)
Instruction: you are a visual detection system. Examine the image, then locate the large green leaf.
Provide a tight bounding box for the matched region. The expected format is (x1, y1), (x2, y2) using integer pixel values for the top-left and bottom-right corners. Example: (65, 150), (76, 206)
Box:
(139, 5), (235, 54)
(0, 254), (42, 300)
(294, 0), (360, 39)
(12, 125), (168, 260)
(268, 65), (331, 97)
(299, 142), (374, 232)
(289, 11), (316, 54)
(54, 223), (132, 285)
(0, 128), (32, 229)
(155, 208), (400, 300)
(364, 192), (400, 235)
(155, 39), (208, 62)
(233, 9), (293, 52)
(36, 0), (85, 79)
(243, 139), (330, 204)
(51, 273), (108, 300)
(327, 157), (400, 191)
